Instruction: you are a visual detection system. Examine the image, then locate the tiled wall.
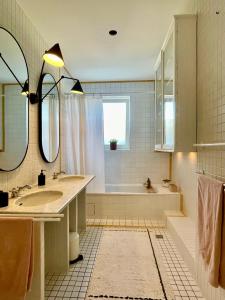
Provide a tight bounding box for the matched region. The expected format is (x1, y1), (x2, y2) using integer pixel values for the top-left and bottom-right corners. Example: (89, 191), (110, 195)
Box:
(172, 152), (197, 221)
(0, 0), (60, 191)
(197, 0), (225, 178)
(169, 0), (225, 299)
(87, 191), (180, 219)
(83, 81), (170, 184)
(195, 0), (225, 299)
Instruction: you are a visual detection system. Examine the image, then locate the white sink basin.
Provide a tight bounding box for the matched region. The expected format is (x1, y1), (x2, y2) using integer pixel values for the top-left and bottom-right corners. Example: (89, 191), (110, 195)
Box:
(15, 190), (63, 207)
(58, 175), (85, 183)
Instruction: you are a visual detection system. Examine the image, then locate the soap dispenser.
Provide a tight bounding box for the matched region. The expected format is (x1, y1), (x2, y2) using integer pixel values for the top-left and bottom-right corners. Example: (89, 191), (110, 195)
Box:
(38, 170), (46, 186)
(0, 191), (8, 207)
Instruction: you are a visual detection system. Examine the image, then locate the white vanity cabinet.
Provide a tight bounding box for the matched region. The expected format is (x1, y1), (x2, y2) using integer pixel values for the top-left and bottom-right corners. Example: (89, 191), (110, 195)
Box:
(154, 15), (196, 152)
(0, 175), (94, 300)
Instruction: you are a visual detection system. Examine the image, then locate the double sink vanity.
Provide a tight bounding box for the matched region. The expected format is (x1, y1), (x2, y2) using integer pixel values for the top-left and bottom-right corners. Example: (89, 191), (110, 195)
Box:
(0, 174), (94, 300)
(0, 24), (93, 300)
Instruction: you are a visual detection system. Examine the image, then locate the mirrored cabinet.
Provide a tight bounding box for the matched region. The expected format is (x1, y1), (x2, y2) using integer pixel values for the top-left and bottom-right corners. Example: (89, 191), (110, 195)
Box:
(154, 15), (196, 152)
(155, 54), (163, 150)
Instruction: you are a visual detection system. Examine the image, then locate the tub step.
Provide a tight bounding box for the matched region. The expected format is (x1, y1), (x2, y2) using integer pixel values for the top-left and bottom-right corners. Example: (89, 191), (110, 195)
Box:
(86, 218), (165, 228)
(167, 216), (196, 278)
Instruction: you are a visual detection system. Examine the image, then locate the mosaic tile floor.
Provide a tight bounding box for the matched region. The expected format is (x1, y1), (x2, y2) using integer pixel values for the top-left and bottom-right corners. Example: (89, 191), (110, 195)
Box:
(151, 228), (205, 300)
(45, 226), (205, 300)
(87, 218), (165, 227)
(45, 228), (103, 300)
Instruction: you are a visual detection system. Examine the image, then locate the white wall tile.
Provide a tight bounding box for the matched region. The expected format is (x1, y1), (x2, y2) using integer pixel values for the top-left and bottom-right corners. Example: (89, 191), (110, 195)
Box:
(191, 0), (225, 299)
(83, 81), (170, 184)
(0, 0), (60, 191)
(156, 1), (225, 297)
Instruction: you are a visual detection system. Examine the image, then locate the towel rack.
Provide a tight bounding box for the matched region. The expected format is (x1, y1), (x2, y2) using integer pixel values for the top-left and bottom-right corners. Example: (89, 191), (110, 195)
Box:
(195, 170), (225, 187)
(193, 143), (225, 147)
(0, 213), (64, 222)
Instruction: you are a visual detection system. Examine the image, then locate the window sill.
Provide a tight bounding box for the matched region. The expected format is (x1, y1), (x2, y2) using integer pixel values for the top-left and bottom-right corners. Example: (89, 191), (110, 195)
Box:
(104, 147), (130, 151)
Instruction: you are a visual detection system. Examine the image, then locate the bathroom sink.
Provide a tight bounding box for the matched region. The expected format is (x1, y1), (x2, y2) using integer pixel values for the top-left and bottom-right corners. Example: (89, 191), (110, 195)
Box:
(15, 190), (63, 207)
(58, 175), (85, 183)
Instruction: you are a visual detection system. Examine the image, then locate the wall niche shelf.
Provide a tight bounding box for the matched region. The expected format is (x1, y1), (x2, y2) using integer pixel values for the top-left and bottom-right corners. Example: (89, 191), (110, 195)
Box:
(193, 143), (225, 147)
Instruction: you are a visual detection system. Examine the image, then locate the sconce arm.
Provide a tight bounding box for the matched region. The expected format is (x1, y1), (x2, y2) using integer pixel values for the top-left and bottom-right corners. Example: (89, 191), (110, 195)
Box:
(40, 75), (79, 101)
(41, 75), (64, 102)
(61, 75), (79, 82)
(0, 53), (24, 89)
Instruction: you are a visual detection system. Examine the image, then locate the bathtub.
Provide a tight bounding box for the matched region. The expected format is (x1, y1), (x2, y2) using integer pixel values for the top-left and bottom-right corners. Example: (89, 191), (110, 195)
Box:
(105, 184), (156, 193)
(86, 184), (180, 220)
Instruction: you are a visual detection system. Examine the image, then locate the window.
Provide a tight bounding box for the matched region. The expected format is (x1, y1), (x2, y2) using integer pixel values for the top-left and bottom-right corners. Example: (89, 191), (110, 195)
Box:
(103, 96), (130, 150)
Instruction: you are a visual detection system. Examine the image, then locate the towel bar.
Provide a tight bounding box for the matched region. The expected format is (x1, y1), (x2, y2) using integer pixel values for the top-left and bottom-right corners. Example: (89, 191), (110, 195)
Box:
(193, 143), (225, 147)
(195, 170), (225, 186)
(0, 213), (64, 222)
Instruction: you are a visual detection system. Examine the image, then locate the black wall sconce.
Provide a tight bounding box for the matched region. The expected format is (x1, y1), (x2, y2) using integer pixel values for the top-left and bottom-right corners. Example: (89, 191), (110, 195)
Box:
(0, 52), (29, 96)
(40, 75), (84, 102)
(30, 43), (84, 104)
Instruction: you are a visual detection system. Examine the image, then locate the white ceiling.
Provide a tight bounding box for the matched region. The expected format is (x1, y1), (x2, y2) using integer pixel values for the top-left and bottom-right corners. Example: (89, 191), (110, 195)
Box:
(17, 0), (196, 81)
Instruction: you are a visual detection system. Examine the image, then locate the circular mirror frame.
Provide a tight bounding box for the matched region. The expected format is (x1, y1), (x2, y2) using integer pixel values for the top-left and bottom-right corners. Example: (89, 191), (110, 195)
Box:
(0, 27), (29, 172)
(38, 73), (60, 163)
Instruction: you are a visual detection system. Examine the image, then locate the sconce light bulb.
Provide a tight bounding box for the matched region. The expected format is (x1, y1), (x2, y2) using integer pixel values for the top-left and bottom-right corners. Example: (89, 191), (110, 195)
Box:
(70, 80), (84, 95)
(43, 43), (64, 67)
(43, 53), (64, 67)
(21, 80), (29, 96)
(70, 90), (84, 95)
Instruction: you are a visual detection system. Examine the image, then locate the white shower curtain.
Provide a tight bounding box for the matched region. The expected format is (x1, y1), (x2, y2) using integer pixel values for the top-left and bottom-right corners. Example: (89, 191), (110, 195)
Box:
(62, 94), (105, 192)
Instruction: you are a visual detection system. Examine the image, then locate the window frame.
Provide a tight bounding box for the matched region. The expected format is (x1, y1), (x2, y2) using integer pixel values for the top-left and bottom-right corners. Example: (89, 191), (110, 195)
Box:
(103, 95), (130, 151)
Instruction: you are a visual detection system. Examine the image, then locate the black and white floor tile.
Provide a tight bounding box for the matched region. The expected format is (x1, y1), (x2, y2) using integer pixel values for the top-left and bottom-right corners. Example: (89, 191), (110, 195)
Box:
(45, 227), (103, 300)
(45, 226), (205, 300)
(152, 228), (205, 300)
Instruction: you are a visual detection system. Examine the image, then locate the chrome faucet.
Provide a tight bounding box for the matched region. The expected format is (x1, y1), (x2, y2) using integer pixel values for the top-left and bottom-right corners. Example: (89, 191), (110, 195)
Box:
(10, 185), (31, 198)
(144, 177), (152, 189)
(53, 171), (66, 179)
(18, 184), (32, 191)
(10, 188), (19, 198)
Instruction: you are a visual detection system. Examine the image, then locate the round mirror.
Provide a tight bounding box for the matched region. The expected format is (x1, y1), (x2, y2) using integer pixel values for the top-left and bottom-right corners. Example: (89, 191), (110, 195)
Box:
(39, 73), (60, 163)
(0, 27), (29, 171)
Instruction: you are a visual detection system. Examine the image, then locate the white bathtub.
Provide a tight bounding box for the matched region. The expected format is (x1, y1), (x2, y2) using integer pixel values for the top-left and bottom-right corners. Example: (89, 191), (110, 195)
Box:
(87, 184), (180, 220)
(105, 184), (155, 194)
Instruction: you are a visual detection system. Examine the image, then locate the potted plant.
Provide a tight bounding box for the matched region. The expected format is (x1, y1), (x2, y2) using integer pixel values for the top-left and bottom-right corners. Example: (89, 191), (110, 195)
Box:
(109, 139), (118, 150)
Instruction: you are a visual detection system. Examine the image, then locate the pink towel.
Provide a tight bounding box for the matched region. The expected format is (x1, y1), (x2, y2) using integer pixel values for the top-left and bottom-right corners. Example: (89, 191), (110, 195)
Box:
(198, 174), (224, 288)
(0, 218), (33, 300)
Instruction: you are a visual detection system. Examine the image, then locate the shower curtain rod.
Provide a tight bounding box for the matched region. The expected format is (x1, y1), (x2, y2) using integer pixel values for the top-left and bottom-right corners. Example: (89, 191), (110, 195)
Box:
(64, 91), (154, 95)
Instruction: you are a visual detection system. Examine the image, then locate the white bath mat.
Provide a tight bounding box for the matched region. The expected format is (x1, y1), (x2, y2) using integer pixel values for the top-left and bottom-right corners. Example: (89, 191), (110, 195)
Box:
(85, 228), (174, 300)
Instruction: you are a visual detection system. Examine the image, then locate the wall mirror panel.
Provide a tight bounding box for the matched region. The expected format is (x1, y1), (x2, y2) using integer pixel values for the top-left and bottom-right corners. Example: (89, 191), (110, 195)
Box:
(0, 27), (29, 171)
(39, 73), (60, 163)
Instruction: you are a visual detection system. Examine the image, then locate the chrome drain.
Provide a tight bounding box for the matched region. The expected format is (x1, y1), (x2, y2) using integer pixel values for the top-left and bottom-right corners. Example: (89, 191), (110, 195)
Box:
(155, 234), (163, 239)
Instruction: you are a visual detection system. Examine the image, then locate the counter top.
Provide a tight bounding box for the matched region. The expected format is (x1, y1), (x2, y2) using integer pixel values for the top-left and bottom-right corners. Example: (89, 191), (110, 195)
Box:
(0, 175), (94, 215)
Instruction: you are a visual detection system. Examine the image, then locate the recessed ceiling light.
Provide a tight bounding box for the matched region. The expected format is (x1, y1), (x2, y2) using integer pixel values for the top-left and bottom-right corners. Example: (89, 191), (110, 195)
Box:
(109, 30), (117, 36)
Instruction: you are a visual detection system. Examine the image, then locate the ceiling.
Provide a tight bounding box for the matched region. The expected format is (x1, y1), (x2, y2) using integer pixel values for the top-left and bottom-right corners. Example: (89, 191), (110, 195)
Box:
(17, 0), (196, 81)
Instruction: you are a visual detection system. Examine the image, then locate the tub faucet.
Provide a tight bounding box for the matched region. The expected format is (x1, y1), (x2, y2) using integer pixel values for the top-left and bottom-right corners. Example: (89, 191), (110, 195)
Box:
(144, 178), (152, 189)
